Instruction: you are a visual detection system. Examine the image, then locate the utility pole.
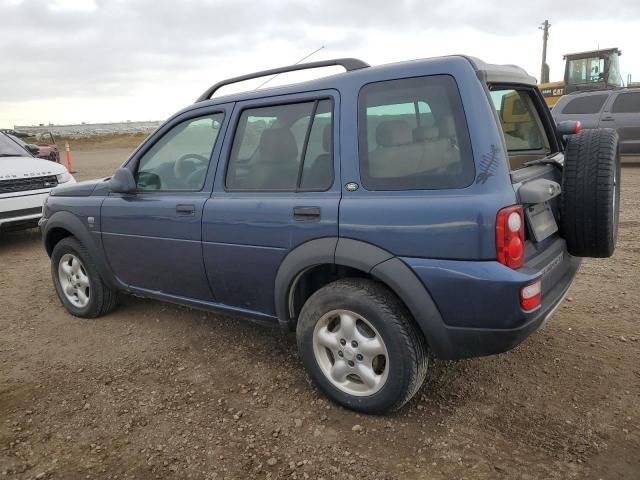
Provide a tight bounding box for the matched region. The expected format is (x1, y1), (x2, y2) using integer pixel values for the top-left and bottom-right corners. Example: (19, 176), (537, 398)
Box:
(539, 20), (551, 83)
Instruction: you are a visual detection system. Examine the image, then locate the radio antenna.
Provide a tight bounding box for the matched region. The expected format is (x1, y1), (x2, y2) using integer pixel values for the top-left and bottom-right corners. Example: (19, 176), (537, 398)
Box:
(255, 45), (326, 89)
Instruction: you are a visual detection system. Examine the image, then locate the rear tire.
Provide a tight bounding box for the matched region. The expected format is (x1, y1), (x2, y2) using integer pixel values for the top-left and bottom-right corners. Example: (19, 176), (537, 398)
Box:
(296, 278), (428, 414)
(51, 237), (119, 318)
(561, 128), (620, 257)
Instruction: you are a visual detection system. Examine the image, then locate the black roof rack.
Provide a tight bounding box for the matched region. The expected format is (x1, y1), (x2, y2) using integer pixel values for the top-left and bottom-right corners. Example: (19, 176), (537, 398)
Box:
(195, 57), (370, 102)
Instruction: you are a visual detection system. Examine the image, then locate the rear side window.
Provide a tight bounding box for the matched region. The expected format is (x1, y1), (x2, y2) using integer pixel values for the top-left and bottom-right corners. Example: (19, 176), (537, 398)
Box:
(226, 99), (333, 191)
(358, 75), (474, 191)
(561, 94), (608, 114)
(611, 92), (640, 113)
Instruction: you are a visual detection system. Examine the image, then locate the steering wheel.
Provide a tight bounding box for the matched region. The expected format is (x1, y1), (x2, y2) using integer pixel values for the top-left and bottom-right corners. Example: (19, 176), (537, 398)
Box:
(174, 154), (208, 185)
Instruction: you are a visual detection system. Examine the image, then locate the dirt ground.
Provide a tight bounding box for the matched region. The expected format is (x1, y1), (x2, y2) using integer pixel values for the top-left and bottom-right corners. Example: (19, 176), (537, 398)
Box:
(0, 142), (638, 480)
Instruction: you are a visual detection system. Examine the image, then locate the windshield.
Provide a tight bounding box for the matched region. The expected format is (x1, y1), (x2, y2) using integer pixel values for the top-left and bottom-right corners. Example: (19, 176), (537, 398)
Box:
(567, 57), (605, 85)
(0, 133), (30, 157)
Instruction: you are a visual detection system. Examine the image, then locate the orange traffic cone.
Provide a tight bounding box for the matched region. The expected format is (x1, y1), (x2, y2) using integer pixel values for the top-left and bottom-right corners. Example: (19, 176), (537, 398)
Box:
(64, 141), (77, 173)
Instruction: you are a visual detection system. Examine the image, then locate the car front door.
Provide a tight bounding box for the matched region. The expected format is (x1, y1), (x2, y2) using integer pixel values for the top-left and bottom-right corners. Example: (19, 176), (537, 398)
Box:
(101, 106), (230, 301)
(202, 92), (340, 318)
(599, 90), (640, 154)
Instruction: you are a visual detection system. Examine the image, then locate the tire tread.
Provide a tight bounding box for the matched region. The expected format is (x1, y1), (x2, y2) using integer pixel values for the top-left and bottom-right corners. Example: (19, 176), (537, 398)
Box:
(52, 237), (119, 318)
(561, 128), (620, 257)
(297, 278), (428, 414)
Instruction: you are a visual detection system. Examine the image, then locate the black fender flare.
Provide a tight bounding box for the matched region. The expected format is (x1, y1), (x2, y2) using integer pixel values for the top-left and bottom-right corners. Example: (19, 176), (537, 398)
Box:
(275, 237), (451, 358)
(274, 237), (338, 326)
(370, 256), (452, 359)
(42, 211), (119, 289)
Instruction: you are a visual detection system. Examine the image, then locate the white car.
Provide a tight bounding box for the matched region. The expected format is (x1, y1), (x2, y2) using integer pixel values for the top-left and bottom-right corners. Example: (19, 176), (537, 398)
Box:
(0, 132), (75, 231)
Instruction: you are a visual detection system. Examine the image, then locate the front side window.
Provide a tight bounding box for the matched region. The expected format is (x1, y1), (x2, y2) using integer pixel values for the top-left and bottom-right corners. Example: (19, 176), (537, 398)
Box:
(226, 99), (333, 191)
(135, 113), (224, 191)
(490, 89), (547, 152)
(611, 92), (640, 114)
(358, 75), (474, 191)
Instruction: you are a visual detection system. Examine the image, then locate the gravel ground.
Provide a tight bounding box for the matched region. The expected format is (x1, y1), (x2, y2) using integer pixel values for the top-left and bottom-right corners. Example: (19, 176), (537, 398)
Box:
(0, 145), (638, 479)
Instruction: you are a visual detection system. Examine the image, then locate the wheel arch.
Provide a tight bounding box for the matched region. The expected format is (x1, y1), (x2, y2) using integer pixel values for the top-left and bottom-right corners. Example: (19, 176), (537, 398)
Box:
(45, 226), (73, 256)
(275, 238), (452, 358)
(43, 211), (118, 289)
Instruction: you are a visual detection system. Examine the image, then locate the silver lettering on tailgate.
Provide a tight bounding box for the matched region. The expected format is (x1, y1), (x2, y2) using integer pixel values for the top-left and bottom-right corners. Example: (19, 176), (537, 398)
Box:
(540, 251), (564, 277)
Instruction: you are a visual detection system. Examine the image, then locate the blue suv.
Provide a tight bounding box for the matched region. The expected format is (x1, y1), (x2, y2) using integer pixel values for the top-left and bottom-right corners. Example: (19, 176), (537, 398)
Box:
(40, 56), (620, 413)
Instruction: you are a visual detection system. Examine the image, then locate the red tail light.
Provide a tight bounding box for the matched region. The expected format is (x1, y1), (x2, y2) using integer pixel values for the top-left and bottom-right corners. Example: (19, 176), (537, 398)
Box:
(496, 205), (525, 269)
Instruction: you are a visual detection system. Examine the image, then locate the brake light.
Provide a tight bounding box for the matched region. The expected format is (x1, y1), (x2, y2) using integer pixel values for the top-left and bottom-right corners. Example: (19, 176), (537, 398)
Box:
(520, 280), (542, 311)
(496, 205), (525, 269)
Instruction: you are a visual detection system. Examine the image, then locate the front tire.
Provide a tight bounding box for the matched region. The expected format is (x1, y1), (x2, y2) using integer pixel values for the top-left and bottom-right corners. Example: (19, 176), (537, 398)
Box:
(296, 278), (428, 414)
(51, 237), (119, 318)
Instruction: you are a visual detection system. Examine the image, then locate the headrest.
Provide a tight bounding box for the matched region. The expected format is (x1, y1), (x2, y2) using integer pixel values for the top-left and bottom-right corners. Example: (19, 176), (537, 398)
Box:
(421, 115), (436, 128)
(412, 126), (440, 142)
(376, 120), (412, 147)
(440, 116), (456, 138)
(323, 124), (332, 152)
(258, 128), (298, 162)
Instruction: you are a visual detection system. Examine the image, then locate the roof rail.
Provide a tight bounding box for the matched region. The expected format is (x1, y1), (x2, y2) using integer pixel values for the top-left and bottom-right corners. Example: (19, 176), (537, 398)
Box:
(195, 57), (369, 102)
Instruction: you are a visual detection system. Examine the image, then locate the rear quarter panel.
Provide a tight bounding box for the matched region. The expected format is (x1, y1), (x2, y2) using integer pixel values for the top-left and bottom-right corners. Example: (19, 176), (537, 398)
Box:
(337, 57), (515, 260)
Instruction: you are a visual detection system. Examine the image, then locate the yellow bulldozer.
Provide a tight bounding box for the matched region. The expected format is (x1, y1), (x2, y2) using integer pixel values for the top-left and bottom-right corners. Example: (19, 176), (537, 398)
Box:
(539, 48), (623, 108)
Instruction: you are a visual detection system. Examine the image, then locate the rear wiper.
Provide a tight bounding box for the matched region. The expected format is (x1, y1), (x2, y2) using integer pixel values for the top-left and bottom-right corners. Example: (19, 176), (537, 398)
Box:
(0, 153), (21, 157)
(523, 154), (563, 169)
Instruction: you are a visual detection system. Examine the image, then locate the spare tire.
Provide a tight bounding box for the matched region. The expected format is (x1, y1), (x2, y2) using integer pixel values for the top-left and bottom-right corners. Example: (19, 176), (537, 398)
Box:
(561, 128), (620, 258)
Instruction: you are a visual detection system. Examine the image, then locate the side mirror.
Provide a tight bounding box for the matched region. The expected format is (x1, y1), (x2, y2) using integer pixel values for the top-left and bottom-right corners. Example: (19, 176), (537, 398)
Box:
(557, 120), (582, 136)
(27, 144), (40, 155)
(109, 168), (136, 193)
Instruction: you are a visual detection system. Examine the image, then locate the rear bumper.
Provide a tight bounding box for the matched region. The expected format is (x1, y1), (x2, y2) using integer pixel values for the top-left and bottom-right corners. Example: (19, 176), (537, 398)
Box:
(403, 237), (581, 359)
(438, 257), (578, 358)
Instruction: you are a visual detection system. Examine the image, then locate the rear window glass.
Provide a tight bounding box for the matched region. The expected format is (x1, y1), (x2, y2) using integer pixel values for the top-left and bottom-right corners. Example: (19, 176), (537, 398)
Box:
(611, 92), (640, 113)
(358, 75), (474, 191)
(490, 89), (547, 151)
(561, 94), (608, 114)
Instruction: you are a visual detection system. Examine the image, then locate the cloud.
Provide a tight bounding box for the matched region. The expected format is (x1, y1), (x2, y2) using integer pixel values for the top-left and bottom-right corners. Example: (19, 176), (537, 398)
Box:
(1, 0), (640, 125)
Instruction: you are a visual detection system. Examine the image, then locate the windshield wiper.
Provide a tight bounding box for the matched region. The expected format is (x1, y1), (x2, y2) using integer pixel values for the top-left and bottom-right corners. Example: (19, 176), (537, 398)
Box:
(523, 154), (563, 169)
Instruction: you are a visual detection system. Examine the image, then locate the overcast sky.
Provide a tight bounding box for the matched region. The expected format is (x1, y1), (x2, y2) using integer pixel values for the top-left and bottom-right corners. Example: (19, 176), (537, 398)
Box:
(1, 0), (639, 127)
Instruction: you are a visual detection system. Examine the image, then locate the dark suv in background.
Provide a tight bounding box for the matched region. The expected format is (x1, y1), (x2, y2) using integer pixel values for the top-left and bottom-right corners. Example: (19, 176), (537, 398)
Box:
(40, 56), (620, 414)
(553, 88), (640, 156)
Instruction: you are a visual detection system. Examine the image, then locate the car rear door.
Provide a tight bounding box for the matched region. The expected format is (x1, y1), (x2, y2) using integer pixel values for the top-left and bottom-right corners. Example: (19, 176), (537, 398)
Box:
(100, 104), (231, 301)
(599, 90), (640, 154)
(202, 91), (340, 317)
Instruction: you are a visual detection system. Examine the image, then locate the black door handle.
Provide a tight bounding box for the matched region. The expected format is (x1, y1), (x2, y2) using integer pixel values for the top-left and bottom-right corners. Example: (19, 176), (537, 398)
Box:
(176, 204), (196, 216)
(601, 116), (614, 121)
(293, 206), (321, 221)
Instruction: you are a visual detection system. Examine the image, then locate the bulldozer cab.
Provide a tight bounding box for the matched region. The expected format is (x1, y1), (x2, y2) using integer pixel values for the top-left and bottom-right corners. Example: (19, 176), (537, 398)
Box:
(563, 48), (623, 93)
(540, 47), (623, 108)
